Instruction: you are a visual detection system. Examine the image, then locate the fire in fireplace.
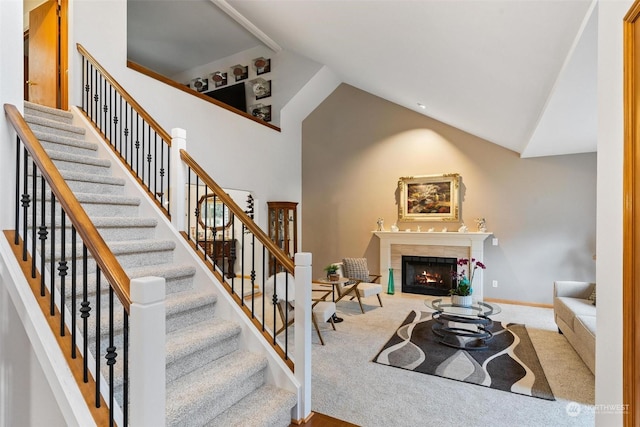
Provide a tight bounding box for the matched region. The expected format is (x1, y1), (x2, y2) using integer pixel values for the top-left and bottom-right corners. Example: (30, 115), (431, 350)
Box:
(402, 255), (457, 296)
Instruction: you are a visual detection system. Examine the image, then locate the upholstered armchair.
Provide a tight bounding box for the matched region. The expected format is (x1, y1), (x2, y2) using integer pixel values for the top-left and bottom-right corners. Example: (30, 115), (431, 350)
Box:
(333, 258), (383, 313)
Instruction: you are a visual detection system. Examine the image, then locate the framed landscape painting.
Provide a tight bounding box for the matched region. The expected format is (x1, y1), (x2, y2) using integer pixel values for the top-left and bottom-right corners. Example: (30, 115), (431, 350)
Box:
(398, 173), (460, 222)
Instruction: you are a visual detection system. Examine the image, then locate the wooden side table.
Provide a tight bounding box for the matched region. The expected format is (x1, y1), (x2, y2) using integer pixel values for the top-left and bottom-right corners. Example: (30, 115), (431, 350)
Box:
(198, 239), (237, 278)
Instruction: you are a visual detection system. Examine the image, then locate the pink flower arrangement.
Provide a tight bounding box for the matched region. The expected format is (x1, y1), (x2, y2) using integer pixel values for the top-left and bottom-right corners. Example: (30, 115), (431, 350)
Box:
(450, 258), (486, 296)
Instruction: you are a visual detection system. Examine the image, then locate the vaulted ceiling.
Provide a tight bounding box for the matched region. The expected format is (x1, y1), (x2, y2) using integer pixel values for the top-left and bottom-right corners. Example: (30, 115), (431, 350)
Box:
(128, 0), (598, 158)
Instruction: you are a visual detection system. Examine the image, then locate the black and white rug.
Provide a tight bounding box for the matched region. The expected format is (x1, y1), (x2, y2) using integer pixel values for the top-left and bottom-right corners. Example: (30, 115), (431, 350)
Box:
(373, 310), (555, 400)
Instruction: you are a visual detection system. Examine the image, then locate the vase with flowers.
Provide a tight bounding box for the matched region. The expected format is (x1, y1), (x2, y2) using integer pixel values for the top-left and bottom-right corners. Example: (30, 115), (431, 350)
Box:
(449, 258), (486, 307)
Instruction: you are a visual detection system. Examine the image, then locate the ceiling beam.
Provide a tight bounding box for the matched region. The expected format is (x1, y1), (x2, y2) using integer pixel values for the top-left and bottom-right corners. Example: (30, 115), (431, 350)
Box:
(210, 0), (282, 53)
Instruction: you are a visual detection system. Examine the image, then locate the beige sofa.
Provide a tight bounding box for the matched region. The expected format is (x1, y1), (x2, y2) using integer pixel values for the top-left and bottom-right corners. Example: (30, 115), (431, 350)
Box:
(553, 280), (596, 374)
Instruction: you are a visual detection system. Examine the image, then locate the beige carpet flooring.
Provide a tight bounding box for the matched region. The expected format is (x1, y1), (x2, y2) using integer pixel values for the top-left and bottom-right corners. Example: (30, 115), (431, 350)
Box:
(309, 292), (595, 427)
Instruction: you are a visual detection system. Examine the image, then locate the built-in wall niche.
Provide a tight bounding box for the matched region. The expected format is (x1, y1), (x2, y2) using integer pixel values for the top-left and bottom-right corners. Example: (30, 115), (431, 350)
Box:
(185, 56), (273, 122)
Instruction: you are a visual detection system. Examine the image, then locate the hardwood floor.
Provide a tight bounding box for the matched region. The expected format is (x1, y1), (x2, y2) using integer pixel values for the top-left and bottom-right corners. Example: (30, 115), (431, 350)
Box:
(292, 412), (358, 427)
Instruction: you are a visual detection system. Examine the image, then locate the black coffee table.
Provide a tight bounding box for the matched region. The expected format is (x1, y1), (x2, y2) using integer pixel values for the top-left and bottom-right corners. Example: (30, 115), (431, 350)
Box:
(424, 298), (501, 350)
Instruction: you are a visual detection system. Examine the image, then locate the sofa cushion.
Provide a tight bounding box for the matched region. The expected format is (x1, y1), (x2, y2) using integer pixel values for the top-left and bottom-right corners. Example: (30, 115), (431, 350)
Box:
(554, 297), (597, 331)
(576, 315), (596, 339)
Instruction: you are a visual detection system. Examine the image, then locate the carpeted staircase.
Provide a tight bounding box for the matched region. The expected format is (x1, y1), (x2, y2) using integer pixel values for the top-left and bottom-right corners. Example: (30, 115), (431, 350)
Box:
(23, 101), (296, 426)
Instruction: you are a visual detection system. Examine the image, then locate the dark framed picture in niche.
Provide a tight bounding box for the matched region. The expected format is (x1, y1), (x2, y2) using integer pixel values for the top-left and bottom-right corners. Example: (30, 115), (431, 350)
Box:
(253, 57), (271, 75)
(231, 64), (248, 82)
(250, 104), (271, 122)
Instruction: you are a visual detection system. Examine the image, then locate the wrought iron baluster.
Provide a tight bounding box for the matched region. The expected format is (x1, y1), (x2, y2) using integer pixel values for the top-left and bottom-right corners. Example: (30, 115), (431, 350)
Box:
(106, 286), (116, 425)
(83, 58), (88, 113)
(93, 66), (99, 127)
(187, 170), (192, 241)
(81, 244), (90, 382)
(109, 85), (113, 144)
(262, 246), (267, 332)
(59, 210), (67, 336)
(284, 270), (289, 357)
(153, 133), (157, 200)
(50, 193), (56, 316)
(124, 103), (130, 165)
(95, 266), (101, 407)
(21, 146), (29, 261)
(135, 112), (140, 177)
(39, 175), (47, 296)
(31, 162), (37, 278)
(71, 226), (77, 359)
(162, 139), (168, 213)
(117, 94), (122, 154)
(14, 137), (20, 245)
(123, 310), (129, 426)
(102, 78), (108, 138)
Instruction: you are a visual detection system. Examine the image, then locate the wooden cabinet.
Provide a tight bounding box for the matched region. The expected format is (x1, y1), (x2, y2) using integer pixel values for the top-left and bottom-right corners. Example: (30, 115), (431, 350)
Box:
(267, 202), (297, 273)
(199, 239), (237, 278)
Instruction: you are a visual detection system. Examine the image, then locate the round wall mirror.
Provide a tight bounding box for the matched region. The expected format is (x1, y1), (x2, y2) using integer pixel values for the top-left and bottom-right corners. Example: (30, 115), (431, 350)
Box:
(197, 194), (233, 231)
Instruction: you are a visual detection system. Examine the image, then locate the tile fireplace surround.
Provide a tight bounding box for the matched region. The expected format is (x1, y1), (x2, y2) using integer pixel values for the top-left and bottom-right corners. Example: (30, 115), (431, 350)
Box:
(374, 231), (492, 300)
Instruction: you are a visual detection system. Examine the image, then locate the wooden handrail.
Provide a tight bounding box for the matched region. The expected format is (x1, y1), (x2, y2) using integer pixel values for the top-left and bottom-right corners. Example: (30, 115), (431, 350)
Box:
(126, 60), (281, 132)
(179, 149), (294, 273)
(4, 103), (132, 311)
(76, 43), (172, 144)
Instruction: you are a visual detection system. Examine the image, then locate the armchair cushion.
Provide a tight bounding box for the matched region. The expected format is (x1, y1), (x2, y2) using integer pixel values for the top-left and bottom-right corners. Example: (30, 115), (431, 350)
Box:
(342, 257), (370, 282)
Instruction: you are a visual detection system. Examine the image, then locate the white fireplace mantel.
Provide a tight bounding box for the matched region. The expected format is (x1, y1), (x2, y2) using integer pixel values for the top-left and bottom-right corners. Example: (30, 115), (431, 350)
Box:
(373, 231), (492, 299)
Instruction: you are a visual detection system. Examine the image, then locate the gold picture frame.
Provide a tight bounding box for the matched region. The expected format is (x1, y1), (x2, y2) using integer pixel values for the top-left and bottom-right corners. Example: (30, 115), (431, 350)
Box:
(398, 173), (460, 222)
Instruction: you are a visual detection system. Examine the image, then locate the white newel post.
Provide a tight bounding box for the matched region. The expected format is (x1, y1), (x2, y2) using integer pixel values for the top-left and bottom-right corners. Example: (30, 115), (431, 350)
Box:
(130, 276), (166, 427)
(170, 128), (187, 232)
(294, 253), (312, 422)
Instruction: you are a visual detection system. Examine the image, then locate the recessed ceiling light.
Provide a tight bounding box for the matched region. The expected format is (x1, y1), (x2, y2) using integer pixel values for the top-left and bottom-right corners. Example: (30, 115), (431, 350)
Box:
(417, 103), (426, 109)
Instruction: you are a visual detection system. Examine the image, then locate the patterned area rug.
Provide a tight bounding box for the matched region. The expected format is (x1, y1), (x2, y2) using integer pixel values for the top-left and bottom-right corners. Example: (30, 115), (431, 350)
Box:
(373, 310), (555, 400)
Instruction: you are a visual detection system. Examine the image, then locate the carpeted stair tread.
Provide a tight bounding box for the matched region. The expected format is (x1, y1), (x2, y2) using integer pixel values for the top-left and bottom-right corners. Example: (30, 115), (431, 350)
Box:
(165, 287), (217, 322)
(61, 262), (196, 300)
(166, 350), (267, 426)
(165, 319), (241, 383)
(74, 192), (140, 206)
(46, 239), (177, 273)
(60, 170), (125, 187)
(125, 262), (195, 281)
(37, 192), (140, 209)
(92, 216), (158, 228)
(104, 239), (176, 255)
(205, 384), (296, 427)
(47, 149), (112, 168)
(24, 114), (86, 137)
(25, 101), (74, 123)
(33, 130), (98, 153)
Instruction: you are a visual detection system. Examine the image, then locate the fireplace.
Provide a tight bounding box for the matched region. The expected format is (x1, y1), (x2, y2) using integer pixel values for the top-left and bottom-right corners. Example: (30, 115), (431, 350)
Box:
(402, 255), (457, 296)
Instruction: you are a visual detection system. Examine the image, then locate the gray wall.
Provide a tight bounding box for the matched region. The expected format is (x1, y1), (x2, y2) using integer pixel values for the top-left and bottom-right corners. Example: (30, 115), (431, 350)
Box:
(302, 84), (596, 304)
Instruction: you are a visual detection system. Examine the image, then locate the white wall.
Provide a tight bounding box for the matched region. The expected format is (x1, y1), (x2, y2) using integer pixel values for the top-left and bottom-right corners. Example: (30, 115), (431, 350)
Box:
(0, 284), (66, 427)
(1, 3), (67, 423)
(596, 0), (630, 425)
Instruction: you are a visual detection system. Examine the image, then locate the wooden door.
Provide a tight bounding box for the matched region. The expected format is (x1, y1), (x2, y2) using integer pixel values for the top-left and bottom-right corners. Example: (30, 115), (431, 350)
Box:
(624, 1), (640, 425)
(28, 0), (59, 108)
